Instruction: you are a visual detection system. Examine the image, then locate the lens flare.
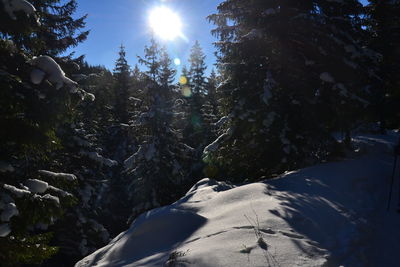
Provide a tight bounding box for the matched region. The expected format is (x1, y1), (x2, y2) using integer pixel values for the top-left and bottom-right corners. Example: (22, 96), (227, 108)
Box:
(181, 86), (191, 97)
(179, 76), (187, 85)
(149, 6), (182, 40)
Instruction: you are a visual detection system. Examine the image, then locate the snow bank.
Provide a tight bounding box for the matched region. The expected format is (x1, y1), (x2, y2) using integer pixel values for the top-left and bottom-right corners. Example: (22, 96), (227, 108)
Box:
(76, 132), (400, 267)
(29, 56), (78, 91)
(38, 170), (77, 181)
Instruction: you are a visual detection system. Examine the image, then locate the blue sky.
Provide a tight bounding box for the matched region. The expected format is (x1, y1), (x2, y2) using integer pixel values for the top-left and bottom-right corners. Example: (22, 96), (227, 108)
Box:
(70, 0), (369, 76)
(70, 0), (222, 76)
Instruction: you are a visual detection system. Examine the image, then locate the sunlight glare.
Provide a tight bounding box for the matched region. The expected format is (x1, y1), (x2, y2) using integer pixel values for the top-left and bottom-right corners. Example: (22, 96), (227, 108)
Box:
(149, 6), (183, 40)
(174, 58), (181, 66)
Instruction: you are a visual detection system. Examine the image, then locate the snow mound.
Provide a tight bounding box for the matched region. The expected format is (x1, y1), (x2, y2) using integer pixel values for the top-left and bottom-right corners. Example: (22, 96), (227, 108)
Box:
(76, 208), (206, 267)
(76, 133), (400, 267)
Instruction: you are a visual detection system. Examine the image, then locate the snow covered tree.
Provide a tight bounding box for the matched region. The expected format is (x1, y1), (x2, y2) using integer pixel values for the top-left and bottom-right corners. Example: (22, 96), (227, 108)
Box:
(0, 0), (88, 57)
(206, 0), (370, 182)
(113, 44), (131, 123)
(120, 38), (194, 220)
(159, 46), (176, 89)
(0, 0), (94, 265)
(184, 41), (208, 149)
(189, 40), (207, 96)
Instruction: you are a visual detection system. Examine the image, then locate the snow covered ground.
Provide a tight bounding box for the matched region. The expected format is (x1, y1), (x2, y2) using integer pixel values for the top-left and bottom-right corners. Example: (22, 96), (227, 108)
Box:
(75, 132), (400, 267)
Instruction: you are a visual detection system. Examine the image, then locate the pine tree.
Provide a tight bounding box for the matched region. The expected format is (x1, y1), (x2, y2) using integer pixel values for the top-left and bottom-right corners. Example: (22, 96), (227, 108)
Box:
(0, 0), (92, 265)
(122, 38), (194, 219)
(159, 46), (176, 89)
(138, 36), (160, 82)
(113, 44), (131, 123)
(206, 0), (370, 182)
(189, 40), (207, 96)
(364, 0), (400, 129)
(184, 41), (208, 149)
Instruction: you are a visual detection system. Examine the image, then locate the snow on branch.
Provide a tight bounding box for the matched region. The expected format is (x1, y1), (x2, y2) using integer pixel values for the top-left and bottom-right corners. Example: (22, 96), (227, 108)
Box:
(79, 151), (118, 168)
(1, 0), (39, 24)
(0, 203), (19, 222)
(3, 184), (30, 198)
(203, 128), (233, 154)
(28, 56), (78, 91)
(38, 170), (77, 181)
(24, 179), (48, 193)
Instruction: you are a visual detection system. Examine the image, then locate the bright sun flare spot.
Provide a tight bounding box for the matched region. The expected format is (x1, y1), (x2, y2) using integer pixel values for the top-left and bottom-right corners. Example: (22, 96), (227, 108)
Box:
(149, 6), (182, 40)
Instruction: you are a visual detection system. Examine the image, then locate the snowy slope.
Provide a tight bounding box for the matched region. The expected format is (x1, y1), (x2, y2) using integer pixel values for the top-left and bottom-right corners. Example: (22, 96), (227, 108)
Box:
(75, 133), (400, 267)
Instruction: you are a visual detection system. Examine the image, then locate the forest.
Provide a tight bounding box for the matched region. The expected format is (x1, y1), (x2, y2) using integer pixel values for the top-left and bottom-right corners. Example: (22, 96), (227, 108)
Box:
(0, 0), (399, 266)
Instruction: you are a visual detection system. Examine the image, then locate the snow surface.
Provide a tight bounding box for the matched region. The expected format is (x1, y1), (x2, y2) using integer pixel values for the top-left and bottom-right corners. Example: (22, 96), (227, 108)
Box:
(76, 132), (400, 267)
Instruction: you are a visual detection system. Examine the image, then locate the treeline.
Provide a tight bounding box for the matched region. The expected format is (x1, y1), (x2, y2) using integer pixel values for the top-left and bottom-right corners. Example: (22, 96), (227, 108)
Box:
(0, 0), (399, 266)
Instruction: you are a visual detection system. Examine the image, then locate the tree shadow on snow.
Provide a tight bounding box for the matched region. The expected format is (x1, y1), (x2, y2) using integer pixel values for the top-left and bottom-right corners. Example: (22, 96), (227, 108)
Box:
(87, 207), (207, 267)
(262, 154), (391, 266)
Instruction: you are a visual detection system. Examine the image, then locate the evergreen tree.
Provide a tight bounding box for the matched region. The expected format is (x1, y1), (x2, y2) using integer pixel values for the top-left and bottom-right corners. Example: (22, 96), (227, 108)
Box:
(138, 36), (160, 82)
(184, 41), (208, 149)
(206, 0), (370, 182)
(113, 44), (131, 123)
(122, 38), (194, 219)
(159, 46), (176, 89)
(0, 0), (91, 265)
(364, 0), (400, 129)
(189, 40), (207, 96)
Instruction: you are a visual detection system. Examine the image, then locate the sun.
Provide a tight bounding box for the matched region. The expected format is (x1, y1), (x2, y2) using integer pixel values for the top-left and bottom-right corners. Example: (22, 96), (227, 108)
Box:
(149, 6), (183, 40)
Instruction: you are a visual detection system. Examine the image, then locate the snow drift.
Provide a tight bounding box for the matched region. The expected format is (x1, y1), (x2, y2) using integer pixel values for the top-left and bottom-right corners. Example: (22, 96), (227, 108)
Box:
(76, 132), (400, 267)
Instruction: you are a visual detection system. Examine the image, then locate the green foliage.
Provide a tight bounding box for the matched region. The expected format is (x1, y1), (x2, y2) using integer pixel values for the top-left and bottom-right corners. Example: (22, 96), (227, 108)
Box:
(206, 0), (371, 181)
(0, 233), (58, 267)
(0, 0), (89, 264)
(113, 44), (131, 123)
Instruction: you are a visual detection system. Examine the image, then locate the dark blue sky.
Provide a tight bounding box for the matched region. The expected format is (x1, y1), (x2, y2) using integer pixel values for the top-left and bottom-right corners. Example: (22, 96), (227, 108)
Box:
(71, 0), (369, 75)
(71, 0), (222, 75)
